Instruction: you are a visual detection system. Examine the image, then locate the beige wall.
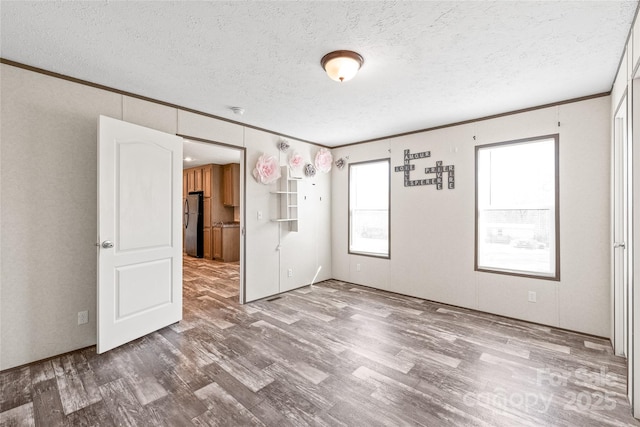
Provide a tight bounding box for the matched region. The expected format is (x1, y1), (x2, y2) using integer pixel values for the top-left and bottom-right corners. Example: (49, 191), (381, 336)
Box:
(331, 96), (611, 337)
(0, 64), (332, 370)
(1, 65), (122, 369)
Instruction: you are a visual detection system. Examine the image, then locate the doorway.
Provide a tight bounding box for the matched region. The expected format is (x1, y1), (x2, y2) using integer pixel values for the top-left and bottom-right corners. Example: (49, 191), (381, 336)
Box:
(182, 138), (245, 304)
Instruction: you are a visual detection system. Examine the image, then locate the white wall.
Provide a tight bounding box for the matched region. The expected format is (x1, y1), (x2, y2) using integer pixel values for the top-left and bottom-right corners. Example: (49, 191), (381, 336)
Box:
(245, 128), (332, 301)
(332, 96), (611, 337)
(0, 64), (331, 370)
(0, 65), (122, 370)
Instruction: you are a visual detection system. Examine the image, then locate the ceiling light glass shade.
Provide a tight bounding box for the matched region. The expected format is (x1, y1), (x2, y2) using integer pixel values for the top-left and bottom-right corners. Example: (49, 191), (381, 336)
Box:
(321, 50), (364, 82)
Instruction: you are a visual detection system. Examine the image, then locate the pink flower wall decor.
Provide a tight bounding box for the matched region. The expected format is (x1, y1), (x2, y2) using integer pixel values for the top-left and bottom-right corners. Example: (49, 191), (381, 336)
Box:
(288, 151), (304, 170)
(252, 153), (281, 184)
(315, 148), (333, 173)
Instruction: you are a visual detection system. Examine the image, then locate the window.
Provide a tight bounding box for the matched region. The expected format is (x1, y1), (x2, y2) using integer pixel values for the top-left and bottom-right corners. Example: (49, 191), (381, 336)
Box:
(349, 159), (390, 258)
(476, 135), (559, 280)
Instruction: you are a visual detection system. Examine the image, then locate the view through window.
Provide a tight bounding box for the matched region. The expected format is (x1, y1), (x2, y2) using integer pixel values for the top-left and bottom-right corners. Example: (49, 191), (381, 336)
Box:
(476, 135), (559, 279)
(349, 159), (390, 258)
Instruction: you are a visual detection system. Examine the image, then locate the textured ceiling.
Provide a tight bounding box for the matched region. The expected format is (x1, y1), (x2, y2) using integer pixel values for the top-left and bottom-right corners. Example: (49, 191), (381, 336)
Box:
(1, 1), (637, 146)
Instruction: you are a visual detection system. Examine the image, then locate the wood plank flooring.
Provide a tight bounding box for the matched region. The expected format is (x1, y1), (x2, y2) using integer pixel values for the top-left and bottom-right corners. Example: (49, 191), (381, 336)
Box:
(1, 255), (639, 426)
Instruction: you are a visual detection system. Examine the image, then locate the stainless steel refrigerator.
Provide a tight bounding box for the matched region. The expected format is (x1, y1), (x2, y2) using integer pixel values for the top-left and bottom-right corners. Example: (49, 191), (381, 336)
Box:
(184, 191), (203, 257)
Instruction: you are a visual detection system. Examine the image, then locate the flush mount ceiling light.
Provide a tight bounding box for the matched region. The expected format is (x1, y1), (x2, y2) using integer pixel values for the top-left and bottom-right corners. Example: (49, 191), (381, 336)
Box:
(321, 50), (364, 82)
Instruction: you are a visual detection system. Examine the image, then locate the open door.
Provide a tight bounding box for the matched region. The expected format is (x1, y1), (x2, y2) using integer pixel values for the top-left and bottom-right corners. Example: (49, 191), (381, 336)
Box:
(97, 116), (183, 353)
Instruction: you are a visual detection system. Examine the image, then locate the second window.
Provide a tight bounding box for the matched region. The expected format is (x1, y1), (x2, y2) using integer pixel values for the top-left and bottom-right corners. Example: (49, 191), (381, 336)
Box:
(476, 135), (559, 280)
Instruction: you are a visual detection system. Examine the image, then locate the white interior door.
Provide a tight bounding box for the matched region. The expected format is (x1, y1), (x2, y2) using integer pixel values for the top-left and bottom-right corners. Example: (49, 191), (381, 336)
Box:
(614, 100), (629, 359)
(97, 115), (183, 353)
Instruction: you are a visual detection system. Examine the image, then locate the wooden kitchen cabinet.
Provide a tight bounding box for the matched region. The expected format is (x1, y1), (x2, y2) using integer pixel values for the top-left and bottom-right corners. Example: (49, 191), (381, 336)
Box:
(203, 227), (211, 259)
(194, 167), (203, 191)
(224, 227), (240, 262)
(186, 167), (204, 193)
(185, 164), (233, 222)
(203, 197), (211, 228)
(223, 163), (240, 207)
(186, 169), (195, 193)
(212, 226), (240, 262)
(183, 171), (188, 198)
(203, 166), (212, 198)
(212, 227), (222, 259)
(213, 165), (232, 221)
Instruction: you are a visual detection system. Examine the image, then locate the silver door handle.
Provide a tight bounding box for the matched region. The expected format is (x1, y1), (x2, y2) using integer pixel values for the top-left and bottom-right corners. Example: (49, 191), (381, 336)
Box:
(614, 242), (626, 249)
(101, 240), (114, 249)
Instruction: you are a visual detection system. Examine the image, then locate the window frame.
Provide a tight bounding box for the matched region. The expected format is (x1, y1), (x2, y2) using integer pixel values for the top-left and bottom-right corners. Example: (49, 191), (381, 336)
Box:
(348, 158), (391, 259)
(474, 134), (560, 281)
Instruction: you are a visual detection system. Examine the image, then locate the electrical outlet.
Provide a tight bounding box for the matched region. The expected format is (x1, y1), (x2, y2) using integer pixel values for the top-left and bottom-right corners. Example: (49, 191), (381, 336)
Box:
(287, 268), (293, 277)
(356, 263), (361, 272)
(257, 211), (263, 220)
(78, 310), (89, 325)
(528, 291), (537, 303)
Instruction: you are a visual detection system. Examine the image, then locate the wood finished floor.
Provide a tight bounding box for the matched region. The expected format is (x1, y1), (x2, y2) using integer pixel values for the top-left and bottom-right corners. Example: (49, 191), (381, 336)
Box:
(1, 256), (639, 426)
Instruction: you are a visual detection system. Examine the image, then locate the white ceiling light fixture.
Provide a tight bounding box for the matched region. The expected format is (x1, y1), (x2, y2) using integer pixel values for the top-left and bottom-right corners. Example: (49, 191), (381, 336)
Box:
(321, 50), (364, 82)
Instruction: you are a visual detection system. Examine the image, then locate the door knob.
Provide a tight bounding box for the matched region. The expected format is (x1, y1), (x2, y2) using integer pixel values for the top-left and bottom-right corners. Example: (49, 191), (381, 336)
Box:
(101, 240), (114, 249)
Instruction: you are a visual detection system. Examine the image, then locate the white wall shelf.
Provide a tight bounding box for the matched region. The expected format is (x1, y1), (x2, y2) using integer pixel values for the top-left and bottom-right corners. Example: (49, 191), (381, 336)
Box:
(271, 166), (299, 231)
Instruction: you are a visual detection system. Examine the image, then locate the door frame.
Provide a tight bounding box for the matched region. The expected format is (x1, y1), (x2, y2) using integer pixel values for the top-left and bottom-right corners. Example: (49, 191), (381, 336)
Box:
(613, 94), (629, 359)
(178, 134), (247, 304)
(631, 77), (640, 418)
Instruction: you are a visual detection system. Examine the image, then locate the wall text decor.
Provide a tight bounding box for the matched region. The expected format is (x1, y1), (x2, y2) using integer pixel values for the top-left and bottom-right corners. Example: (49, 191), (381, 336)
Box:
(394, 149), (455, 190)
